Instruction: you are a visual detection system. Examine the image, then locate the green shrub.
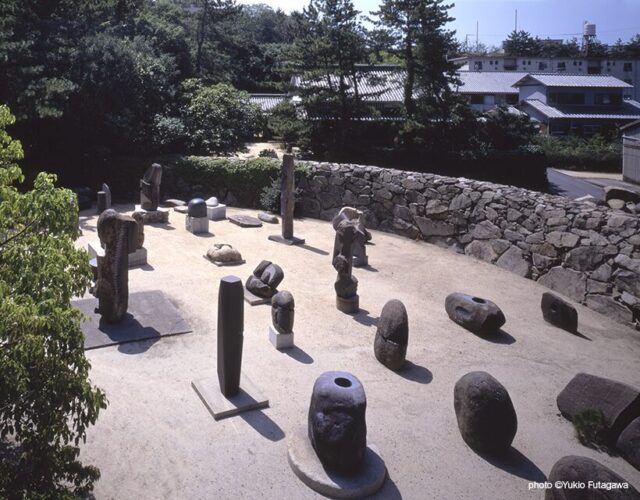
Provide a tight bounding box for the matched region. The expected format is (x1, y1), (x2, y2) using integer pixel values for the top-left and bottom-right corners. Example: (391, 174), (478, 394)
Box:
(572, 409), (610, 450)
(535, 134), (622, 172)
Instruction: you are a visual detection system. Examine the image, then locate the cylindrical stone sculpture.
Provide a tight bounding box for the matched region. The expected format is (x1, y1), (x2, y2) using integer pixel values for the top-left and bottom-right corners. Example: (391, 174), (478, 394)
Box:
(374, 299), (408, 370)
(217, 276), (244, 397)
(308, 371), (367, 474)
(96, 191), (107, 214)
(454, 371), (517, 455)
(281, 153), (295, 240)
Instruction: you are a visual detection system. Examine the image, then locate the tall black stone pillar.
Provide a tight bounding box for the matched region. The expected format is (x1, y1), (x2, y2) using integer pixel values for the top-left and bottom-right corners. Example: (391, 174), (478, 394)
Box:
(217, 275), (244, 397)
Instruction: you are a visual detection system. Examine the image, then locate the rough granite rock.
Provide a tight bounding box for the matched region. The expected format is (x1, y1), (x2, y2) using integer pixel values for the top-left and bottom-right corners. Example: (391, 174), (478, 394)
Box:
(545, 456), (640, 500)
(617, 418), (640, 471)
(537, 267), (586, 303)
(465, 240), (498, 263)
(557, 373), (640, 440)
(271, 290), (294, 334)
(454, 371), (517, 455)
(445, 293), (506, 336)
(541, 292), (578, 334)
(374, 299), (408, 371)
(308, 371), (367, 474)
(585, 295), (634, 324)
(206, 244), (243, 264)
(496, 246), (530, 277)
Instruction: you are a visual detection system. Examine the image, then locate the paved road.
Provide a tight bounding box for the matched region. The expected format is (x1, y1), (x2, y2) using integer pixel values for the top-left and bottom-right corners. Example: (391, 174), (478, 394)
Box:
(546, 168), (605, 200)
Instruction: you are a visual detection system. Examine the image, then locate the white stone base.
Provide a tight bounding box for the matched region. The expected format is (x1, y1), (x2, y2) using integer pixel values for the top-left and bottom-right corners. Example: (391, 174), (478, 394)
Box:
(207, 204), (227, 221)
(191, 375), (269, 421)
(134, 205), (169, 224)
(269, 324), (294, 349)
(87, 241), (147, 267)
(186, 215), (209, 234)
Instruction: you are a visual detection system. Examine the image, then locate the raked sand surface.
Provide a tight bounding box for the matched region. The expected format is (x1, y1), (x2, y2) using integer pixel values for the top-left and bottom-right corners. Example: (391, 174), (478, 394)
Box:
(76, 204), (640, 500)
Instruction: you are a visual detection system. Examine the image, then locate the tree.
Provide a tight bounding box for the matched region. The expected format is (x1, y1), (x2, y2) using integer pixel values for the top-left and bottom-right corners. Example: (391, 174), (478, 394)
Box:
(503, 30), (542, 56)
(0, 104), (107, 497)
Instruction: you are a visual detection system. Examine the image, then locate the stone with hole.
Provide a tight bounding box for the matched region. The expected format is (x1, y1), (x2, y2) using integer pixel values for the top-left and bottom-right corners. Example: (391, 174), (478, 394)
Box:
(541, 292), (578, 334)
(445, 293), (505, 335)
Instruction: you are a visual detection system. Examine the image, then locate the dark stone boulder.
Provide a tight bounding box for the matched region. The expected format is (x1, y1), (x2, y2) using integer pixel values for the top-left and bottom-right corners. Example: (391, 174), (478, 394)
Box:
(541, 292), (578, 334)
(445, 293), (506, 335)
(453, 371), (517, 455)
(557, 373), (640, 440)
(246, 260), (284, 298)
(617, 417), (640, 471)
(374, 299), (408, 371)
(545, 456), (640, 500)
(271, 290), (294, 334)
(308, 371), (367, 474)
(187, 198), (207, 218)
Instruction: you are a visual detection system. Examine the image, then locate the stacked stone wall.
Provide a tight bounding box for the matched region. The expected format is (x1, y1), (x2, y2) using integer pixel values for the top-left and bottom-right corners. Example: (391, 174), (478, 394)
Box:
(298, 162), (640, 328)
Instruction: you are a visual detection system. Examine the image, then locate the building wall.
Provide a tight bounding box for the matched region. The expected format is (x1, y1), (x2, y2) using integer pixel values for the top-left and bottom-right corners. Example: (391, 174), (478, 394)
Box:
(623, 127), (640, 184)
(298, 162), (640, 328)
(519, 85), (547, 102)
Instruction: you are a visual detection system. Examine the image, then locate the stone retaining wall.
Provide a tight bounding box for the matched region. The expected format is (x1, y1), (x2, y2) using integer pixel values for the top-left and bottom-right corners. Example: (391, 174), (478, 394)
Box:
(297, 162), (640, 328)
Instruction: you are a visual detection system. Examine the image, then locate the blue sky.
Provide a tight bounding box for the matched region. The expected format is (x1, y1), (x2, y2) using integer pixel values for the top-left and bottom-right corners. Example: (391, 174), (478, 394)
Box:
(237, 0), (640, 46)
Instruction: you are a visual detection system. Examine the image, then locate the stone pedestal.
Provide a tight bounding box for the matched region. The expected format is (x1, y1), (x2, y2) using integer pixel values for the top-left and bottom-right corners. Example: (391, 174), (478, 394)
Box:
(186, 215), (209, 234)
(269, 324), (294, 349)
(207, 204), (227, 221)
(192, 376), (268, 421)
(88, 241), (147, 268)
(337, 295), (359, 314)
(134, 204), (169, 224)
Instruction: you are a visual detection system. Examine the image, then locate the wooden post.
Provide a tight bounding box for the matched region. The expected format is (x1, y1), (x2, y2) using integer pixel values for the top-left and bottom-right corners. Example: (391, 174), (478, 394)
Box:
(269, 153), (305, 245)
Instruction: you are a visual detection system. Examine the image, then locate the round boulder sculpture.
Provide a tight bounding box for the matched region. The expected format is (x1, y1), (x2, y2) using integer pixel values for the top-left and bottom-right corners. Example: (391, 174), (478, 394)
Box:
(545, 455), (640, 500)
(187, 198), (208, 218)
(374, 299), (408, 371)
(272, 291), (295, 335)
(308, 371), (367, 474)
(454, 371), (517, 455)
(246, 260), (284, 298)
(445, 292), (506, 335)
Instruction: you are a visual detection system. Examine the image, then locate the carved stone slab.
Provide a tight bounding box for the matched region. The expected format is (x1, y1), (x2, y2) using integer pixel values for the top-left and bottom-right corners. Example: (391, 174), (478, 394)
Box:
(228, 214), (263, 228)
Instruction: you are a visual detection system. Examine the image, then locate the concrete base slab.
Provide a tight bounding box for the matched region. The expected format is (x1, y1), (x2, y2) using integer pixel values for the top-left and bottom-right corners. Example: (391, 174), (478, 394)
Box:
(337, 295), (359, 314)
(88, 241), (147, 268)
(73, 290), (192, 349)
(134, 205), (169, 224)
(244, 287), (272, 306)
(191, 375), (269, 421)
(207, 204), (227, 221)
(287, 427), (386, 499)
(268, 234), (306, 246)
(186, 215), (209, 234)
(269, 324), (294, 349)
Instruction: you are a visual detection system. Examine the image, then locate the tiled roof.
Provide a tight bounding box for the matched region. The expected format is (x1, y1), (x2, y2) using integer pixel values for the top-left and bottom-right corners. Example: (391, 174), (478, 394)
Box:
(455, 71), (527, 94)
(249, 94), (287, 112)
(523, 99), (640, 120)
(513, 74), (632, 88)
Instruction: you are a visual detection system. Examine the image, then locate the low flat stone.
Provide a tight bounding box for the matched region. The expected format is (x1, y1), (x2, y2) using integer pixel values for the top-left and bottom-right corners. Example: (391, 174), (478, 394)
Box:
(191, 375), (268, 421)
(258, 211), (279, 223)
(545, 456), (640, 500)
(287, 427), (386, 499)
(206, 244), (244, 266)
(617, 417), (640, 471)
(541, 292), (578, 334)
(162, 199), (185, 207)
(134, 205), (169, 224)
(73, 290), (192, 349)
(557, 372), (640, 440)
(445, 292), (506, 336)
(244, 287), (272, 306)
(228, 214), (263, 228)
(174, 205), (189, 213)
(604, 185), (640, 204)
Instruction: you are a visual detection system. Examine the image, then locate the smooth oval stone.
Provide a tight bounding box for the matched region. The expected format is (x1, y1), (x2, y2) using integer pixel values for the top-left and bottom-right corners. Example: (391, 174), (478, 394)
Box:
(541, 292), (578, 333)
(454, 371), (517, 455)
(374, 299), (408, 371)
(545, 456), (640, 500)
(205, 196), (219, 206)
(272, 290), (294, 334)
(445, 292), (506, 335)
(308, 371), (367, 474)
(188, 198), (207, 218)
(206, 244), (243, 264)
(617, 417), (640, 471)
(258, 211), (278, 223)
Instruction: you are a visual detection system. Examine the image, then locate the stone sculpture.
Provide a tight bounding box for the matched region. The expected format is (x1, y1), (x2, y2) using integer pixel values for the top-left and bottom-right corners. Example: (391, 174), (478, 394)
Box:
(269, 291), (294, 349)
(268, 153), (304, 245)
(541, 292), (578, 333)
(206, 244), (243, 265)
(545, 456), (640, 500)
(374, 299), (408, 370)
(308, 371), (367, 474)
(96, 183), (111, 214)
(131, 212), (145, 250)
(188, 198), (207, 218)
(186, 198), (209, 234)
(245, 260), (284, 298)
(140, 163), (162, 211)
(205, 196), (227, 220)
(333, 207), (370, 267)
(217, 276), (244, 397)
(454, 371), (517, 455)
(332, 217), (359, 313)
(617, 417), (640, 470)
(445, 292), (505, 335)
(92, 209), (138, 323)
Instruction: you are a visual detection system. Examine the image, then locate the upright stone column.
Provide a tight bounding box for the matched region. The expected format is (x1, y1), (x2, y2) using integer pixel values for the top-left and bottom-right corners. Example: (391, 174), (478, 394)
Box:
(269, 154), (305, 245)
(217, 276), (244, 397)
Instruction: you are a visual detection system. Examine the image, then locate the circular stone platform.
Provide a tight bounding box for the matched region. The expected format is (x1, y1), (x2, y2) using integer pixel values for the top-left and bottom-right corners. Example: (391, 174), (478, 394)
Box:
(287, 427), (386, 499)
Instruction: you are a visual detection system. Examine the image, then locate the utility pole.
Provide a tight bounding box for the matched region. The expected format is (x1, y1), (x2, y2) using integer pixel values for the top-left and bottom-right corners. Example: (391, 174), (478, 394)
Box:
(515, 9), (518, 32)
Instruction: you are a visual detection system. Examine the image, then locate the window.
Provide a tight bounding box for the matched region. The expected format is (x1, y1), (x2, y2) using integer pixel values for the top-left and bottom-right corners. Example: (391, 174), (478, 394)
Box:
(595, 93), (622, 105)
(538, 62), (547, 70)
(506, 94), (518, 105)
(573, 61), (577, 66)
(474, 61), (483, 70)
(470, 95), (484, 104)
(489, 60), (493, 65)
(624, 78), (633, 85)
(588, 67), (601, 74)
(548, 92), (585, 105)
(624, 62), (633, 71)
(557, 62), (566, 71)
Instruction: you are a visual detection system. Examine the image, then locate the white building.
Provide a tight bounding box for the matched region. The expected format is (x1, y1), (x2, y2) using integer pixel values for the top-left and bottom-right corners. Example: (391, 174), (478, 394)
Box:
(622, 120), (640, 184)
